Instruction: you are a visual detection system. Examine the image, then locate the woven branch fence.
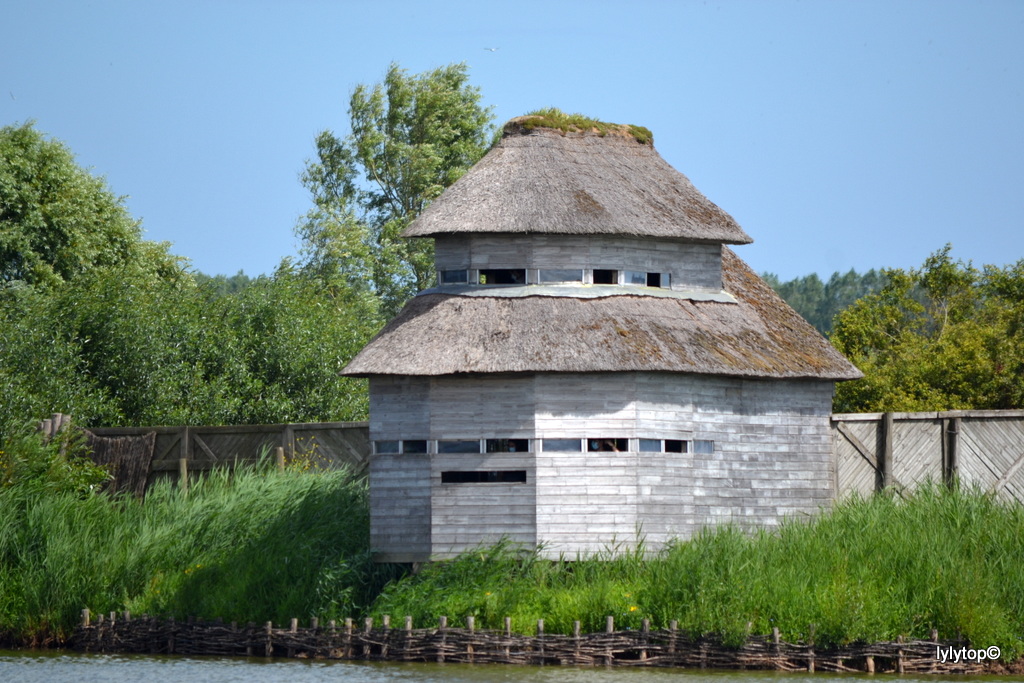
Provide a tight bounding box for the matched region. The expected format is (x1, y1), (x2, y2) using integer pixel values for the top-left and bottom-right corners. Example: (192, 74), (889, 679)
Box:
(72, 610), (996, 675)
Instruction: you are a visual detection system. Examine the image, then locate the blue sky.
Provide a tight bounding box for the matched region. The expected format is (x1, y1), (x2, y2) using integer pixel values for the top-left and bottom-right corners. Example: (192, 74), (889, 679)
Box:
(3, 0), (1023, 280)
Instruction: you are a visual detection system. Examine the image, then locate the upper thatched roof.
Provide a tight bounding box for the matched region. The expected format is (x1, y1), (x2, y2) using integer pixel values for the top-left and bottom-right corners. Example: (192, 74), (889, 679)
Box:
(343, 248), (862, 380)
(402, 117), (753, 244)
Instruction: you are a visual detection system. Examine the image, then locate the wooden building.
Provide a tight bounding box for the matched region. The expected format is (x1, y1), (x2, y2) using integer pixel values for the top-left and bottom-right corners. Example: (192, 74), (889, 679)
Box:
(343, 116), (862, 562)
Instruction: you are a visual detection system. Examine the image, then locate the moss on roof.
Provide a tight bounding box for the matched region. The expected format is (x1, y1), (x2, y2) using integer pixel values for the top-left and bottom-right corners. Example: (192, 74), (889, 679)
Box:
(509, 108), (653, 145)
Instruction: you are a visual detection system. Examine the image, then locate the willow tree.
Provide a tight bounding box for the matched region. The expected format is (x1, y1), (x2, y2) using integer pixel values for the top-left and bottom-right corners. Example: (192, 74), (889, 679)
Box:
(298, 63), (494, 318)
(0, 122), (179, 289)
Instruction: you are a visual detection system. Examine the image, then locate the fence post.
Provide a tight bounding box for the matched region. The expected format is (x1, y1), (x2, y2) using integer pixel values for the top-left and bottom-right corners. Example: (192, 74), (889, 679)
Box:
(437, 616), (447, 663)
(945, 417), (960, 486)
(178, 458), (189, 496)
(881, 412), (894, 490)
(276, 446), (286, 473)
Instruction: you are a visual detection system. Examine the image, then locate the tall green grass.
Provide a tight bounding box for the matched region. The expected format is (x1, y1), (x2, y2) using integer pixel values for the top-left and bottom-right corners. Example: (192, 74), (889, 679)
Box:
(4, 440), (1024, 661)
(372, 485), (1024, 658)
(0, 460), (402, 644)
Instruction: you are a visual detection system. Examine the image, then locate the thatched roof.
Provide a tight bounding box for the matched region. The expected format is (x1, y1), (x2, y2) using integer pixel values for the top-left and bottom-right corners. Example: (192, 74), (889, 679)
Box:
(343, 248), (862, 381)
(402, 118), (753, 244)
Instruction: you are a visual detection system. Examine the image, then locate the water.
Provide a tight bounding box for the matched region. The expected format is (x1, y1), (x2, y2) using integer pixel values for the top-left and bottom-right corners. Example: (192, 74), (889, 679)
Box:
(0, 650), (1017, 682)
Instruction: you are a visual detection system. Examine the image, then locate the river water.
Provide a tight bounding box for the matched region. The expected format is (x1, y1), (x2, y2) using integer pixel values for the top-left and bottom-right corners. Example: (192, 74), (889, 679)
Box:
(1, 650), (1018, 683)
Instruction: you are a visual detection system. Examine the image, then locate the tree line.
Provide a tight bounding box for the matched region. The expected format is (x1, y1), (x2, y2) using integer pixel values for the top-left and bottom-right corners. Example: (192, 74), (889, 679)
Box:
(0, 63), (493, 441)
(2, 61), (1023, 446)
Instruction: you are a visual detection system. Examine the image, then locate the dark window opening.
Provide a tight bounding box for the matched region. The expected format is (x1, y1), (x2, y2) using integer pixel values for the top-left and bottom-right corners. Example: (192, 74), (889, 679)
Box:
(441, 269), (468, 284)
(543, 438), (582, 452)
(442, 470), (527, 484)
(402, 440), (428, 454)
(646, 272), (662, 288)
(587, 438), (628, 452)
(374, 440), (400, 454)
(665, 439), (687, 453)
(437, 440), (481, 454)
(539, 268), (584, 283)
(479, 269), (525, 285)
(486, 438), (529, 453)
(593, 269), (618, 285)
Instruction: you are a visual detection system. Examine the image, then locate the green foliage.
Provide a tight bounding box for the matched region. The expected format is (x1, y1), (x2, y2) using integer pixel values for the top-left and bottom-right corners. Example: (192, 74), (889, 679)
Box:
(519, 108), (654, 145)
(192, 270), (254, 297)
(0, 124), (378, 436)
(298, 62), (494, 317)
(0, 122), (180, 289)
(370, 485), (1024, 659)
(0, 430), (109, 496)
(762, 268), (885, 334)
(0, 463), (401, 643)
(831, 245), (1024, 412)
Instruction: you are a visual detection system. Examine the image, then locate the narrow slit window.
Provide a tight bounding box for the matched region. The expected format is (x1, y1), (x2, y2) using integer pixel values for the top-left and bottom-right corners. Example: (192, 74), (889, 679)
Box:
(692, 440), (715, 454)
(478, 269), (526, 285)
(538, 269), (584, 283)
(625, 270), (648, 286)
(374, 440), (400, 454)
(437, 440), (481, 454)
(542, 438), (582, 452)
(593, 269), (618, 285)
(441, 470), (527, 484)
(485, 438), (529, 453)
(665, 439), (687, 453)
(440, 269), (468, 284)
(587, 438), (628, 452)
(638, 438), (662, 452)
(402, 440), (428, 454)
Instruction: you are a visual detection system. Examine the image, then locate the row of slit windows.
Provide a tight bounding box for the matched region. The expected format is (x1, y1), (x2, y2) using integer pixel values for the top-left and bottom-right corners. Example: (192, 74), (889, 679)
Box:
(439, 268), (671, 288)
(374, 438), (715, 455)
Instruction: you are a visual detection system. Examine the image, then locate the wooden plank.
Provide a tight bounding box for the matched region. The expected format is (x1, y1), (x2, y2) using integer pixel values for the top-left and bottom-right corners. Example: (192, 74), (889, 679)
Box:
(835, 422), (878, 470)
(991, 448), (1024, 495)
(192, 434), (218, 462)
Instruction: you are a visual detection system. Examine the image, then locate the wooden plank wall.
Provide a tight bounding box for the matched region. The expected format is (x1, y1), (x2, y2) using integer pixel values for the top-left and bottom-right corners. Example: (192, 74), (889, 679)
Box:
(86, 421), (370, 488)
(832, 411), (1024, 503)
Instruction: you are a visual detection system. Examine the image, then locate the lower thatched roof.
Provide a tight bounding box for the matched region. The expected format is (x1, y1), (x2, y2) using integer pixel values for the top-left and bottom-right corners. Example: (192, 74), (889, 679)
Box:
(342, 248), (862, 381)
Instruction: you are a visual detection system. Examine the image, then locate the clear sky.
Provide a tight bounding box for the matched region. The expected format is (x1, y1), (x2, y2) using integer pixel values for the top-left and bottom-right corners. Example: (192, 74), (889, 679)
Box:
(3, 0), (1023, 280)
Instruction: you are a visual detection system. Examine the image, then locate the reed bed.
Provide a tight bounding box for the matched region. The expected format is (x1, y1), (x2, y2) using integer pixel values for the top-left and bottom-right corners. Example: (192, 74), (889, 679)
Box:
(0, 458), (401, 645)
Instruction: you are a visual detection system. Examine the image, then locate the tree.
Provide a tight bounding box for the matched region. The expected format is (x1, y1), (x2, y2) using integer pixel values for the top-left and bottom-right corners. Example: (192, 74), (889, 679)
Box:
(762, 268), (885, 334)
(831, 245), (1024, 412)
(0, 122), (180, 289)
(298, 63), (495, 317)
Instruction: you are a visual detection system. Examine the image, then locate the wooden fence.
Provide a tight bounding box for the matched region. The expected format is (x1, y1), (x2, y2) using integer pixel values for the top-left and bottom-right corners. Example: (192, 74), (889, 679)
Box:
(833, 410), (1024, 503)
(70, 610), (998, 674)
(40, 413), (370, 491)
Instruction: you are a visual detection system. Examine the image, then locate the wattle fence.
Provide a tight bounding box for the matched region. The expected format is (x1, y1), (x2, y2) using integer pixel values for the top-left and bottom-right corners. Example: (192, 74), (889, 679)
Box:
(72, 610), (995, 675)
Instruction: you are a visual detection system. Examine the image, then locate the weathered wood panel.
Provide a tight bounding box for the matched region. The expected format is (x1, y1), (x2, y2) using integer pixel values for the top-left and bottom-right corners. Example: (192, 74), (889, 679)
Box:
(832, 411), (1024, 504)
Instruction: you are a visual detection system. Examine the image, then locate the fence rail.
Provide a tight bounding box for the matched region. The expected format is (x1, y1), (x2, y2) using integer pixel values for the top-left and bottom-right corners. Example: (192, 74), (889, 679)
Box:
(71, 610), (995, 674)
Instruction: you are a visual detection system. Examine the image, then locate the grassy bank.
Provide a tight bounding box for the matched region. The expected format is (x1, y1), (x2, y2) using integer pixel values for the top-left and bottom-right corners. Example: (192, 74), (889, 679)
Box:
(372, 484), (1024, 659)
(0, 435), (401, 644)
(3, 434), (1023, 658)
